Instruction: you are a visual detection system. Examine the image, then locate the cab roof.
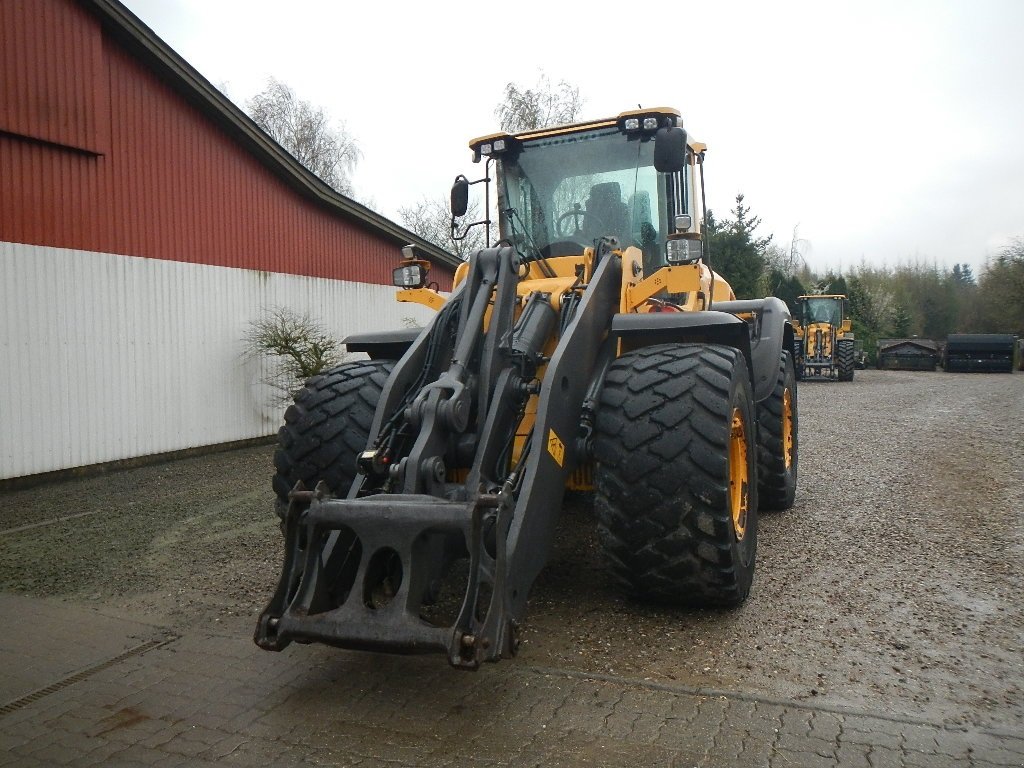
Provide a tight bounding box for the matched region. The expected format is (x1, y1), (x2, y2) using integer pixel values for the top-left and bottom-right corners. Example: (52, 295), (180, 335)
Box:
(469, 107), (707, 156)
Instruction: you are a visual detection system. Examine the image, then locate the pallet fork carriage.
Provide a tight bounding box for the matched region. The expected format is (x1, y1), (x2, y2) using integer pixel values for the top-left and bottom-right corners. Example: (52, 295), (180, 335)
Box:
(256, 108), (799, 668)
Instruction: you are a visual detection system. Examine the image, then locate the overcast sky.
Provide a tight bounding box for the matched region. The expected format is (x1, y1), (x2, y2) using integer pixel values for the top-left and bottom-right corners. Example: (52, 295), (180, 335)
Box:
(122, 0), (1023, 276)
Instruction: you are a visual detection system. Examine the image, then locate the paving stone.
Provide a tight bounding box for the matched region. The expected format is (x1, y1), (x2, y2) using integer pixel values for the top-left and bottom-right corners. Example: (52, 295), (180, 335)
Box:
(99, 743), (170, 767)
(2, 593), (1023, 768)
(866, 744), (903, 768)
(931, 728), (973, 759)
(843, 725), (903, 750)
(770, 746), (837, 768)
(902, 751), (965, 768)
(900, 723), (941, 754)
(18, 741), (82, 766)
(76, 739), (145, 767)
(776, 729), (837, 758)
(833, 743), (872, 768)
(809, 711), (844, 743)
(970, 747), (1024, 767)
(966, 731), (1024, 757)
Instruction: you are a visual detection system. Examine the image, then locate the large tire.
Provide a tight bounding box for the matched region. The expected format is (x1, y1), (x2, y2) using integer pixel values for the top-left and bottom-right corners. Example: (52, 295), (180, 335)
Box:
(756, 351), (798, 511)
(272, 359), (394, 514)
(837, 338), (855, 381)
(593, 344), (758, 607)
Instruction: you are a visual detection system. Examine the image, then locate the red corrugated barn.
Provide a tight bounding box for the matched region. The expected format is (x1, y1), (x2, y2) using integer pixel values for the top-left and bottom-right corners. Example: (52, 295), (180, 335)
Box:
(0, 0), (459, 481)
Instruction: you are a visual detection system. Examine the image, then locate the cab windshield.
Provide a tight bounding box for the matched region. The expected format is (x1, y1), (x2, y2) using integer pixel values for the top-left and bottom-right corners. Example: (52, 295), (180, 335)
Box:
(499, 128), (670, 267)
(804, 298), (842, 325)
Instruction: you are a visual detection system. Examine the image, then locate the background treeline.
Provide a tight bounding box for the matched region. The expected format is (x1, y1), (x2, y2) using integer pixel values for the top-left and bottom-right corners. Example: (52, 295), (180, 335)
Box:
(709, 195), (1024, 361)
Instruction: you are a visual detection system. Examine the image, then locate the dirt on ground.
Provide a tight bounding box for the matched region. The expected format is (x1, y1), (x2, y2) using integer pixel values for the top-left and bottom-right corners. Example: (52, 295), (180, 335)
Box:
(1, 369), (1021, 730)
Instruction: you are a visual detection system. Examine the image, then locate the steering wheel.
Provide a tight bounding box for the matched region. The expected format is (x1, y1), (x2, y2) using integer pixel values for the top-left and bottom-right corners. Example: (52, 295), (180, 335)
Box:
(556, 205), (606, 238)
(556, 205), (585, 236)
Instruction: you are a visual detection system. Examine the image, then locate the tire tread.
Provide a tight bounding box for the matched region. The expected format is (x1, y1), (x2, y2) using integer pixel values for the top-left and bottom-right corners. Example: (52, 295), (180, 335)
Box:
(594, 344), (757, 607)
(272, 360), (394, 512)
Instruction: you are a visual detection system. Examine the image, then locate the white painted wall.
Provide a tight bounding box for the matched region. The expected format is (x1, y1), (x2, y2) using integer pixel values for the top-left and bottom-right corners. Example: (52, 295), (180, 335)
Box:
(0, 242), (438, 480)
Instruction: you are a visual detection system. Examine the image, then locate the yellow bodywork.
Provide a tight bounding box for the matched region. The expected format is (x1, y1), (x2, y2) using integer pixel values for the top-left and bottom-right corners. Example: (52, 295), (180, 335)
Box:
(396, 288), (446, 312)
(403, 245), (734, 491)
(618, 246), (734, 313)
(802, 322), (834, 358)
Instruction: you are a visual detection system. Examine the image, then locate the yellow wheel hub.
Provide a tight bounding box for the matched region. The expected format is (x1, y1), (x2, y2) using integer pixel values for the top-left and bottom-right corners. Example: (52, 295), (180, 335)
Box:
(782, 388), (794, 471)
(729, 408), (749, 540)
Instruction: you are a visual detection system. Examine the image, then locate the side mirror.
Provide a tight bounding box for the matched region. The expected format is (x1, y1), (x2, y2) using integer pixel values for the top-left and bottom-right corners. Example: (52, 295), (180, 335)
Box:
(450, 175), (470, 217)
(654, 126), (688, 173)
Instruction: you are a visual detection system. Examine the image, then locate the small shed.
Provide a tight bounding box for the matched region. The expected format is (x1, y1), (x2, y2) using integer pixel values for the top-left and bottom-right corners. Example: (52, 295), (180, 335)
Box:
(876, 338), (940, 371)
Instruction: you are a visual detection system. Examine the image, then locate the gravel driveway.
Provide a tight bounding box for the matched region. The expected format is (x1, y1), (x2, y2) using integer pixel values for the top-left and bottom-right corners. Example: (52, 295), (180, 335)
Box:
(1, 369), (1021, 732)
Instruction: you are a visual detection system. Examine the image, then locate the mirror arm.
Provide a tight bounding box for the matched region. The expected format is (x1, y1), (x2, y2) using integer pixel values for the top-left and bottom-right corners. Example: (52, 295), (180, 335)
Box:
(451, 217), (492, 242)
(450, 158), (493, 247)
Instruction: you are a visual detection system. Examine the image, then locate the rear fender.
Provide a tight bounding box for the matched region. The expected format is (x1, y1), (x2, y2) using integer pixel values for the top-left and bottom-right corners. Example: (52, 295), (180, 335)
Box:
(344, 329), (421, 360)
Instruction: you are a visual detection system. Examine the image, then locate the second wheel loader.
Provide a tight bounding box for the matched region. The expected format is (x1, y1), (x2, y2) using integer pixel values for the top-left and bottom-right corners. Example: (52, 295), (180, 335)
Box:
(794, 294), (856, 381)
(256, 108), (799, 669)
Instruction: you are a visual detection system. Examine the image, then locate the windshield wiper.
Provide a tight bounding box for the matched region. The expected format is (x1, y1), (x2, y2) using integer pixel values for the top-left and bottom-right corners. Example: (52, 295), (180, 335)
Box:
(506, 207), (557, 278)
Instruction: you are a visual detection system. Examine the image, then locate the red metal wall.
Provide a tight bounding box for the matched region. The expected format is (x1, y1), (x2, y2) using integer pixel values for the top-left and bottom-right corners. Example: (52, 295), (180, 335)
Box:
(0, 0), (452, 289)
(0, 0), (109, 154)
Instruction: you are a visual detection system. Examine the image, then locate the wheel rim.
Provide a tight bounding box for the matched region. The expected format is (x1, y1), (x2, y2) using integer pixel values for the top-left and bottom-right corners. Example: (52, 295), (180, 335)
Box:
(729, 408), (749, 540)
(782, 388), (794, 471)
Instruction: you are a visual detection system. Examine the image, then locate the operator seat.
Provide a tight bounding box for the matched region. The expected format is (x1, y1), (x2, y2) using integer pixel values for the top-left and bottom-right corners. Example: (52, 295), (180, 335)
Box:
(583, 182), (629, 243)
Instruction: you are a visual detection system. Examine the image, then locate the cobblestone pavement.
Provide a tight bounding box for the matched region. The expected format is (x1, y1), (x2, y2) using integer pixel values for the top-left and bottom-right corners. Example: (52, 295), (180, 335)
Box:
(1, 594), (1022, 767)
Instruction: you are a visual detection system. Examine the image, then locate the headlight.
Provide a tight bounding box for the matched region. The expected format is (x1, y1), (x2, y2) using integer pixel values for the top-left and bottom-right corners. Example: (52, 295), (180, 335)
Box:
(393, 264), (427, 288)
(620, 113), (675, 134)
(665, 238), (702, 265)
(470, 133), (516, 162)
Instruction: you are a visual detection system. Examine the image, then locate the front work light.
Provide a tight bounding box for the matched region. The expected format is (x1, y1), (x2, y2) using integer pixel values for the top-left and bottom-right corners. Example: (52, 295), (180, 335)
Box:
(665, 237), (702, 265)
(393, 263), (427, 288)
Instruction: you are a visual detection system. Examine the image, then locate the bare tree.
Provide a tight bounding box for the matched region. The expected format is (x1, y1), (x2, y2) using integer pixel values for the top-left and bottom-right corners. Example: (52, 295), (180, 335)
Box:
(247, 78), (360, 195)
(399, 196), (486, 262)
(243, 307), (344, 404)
(762, 226), (809, 279)
(495, 72), (584, 132)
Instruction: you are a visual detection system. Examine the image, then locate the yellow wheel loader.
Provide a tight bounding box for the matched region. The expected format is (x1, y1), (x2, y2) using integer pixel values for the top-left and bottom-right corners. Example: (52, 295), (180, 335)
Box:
(793, 294), (855, 381)
(256, 108), (799, 668)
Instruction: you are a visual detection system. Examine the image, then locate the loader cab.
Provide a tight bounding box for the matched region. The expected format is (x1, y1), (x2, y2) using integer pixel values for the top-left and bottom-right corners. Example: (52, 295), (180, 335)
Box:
(457, 109), (706, 276)
(798, 295), (850, 332)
